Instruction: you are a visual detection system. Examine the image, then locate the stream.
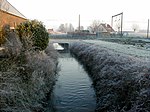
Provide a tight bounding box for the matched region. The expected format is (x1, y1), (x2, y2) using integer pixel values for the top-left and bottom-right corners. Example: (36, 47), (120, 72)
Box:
(48, 52), (96, 112)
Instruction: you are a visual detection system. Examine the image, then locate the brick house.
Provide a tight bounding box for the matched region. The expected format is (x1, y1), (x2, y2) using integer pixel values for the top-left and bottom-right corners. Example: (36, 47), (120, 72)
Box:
(0, 0), (27, 29)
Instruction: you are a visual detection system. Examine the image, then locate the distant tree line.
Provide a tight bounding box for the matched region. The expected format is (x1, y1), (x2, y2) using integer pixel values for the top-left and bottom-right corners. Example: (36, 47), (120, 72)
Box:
(58, 23), (74, 33)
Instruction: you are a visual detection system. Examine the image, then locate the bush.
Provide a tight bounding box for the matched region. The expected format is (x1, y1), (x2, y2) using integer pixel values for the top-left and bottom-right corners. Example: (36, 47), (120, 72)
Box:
(0, 24), (11, 45)
(16, 20), (49, 50)
(0, 43), (59, 112)
(0, 25), (22, 57)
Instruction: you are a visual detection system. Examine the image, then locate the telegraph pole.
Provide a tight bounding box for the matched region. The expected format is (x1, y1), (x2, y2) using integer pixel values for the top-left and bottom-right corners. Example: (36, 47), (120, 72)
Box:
(120, 13), (123, 37)
(78, 14), (80, 32)
(147, 19), (149, 38)
(111, 16), (113, 27)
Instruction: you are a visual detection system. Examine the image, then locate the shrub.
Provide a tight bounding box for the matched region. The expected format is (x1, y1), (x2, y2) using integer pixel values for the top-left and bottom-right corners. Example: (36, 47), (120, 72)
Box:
(0, 25), (22, 57)
(0, 24), (10, 45)
(0, 43), (59, 112)
(16, 20), (49, 50)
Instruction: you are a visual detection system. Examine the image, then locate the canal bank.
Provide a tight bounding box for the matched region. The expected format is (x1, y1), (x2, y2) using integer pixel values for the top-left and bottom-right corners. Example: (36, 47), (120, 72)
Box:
(47, 52), (96, 112)
(0, 44), (59, 112)
(70, 42), (150, 112)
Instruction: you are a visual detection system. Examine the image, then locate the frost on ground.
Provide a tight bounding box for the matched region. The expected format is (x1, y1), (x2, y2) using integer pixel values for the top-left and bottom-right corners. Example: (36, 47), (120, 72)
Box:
(84, 40), (150, 60)
(0, 44), (58, 112)
(70, 42), (150, 112)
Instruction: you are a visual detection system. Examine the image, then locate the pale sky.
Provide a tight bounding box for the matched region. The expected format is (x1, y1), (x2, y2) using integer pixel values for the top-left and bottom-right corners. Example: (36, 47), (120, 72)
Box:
(8, 0), (150, 31)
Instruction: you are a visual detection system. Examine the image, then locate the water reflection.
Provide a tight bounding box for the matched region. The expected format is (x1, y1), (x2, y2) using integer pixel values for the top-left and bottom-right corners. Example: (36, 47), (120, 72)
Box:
(51, 53), (96, 112)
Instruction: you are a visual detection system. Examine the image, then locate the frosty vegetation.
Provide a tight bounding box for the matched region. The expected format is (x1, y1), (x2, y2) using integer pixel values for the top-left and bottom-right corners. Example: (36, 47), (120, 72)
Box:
(83, 40), (150, 59)
(0, 24), (58, 111)
(70, 42), (150, 112)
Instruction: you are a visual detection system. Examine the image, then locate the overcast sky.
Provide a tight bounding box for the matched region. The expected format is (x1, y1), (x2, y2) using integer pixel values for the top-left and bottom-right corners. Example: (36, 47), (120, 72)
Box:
(9, 0), (150, 30)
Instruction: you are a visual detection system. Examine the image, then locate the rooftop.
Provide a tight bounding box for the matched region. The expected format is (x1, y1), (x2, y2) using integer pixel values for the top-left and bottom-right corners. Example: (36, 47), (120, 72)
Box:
(101, 23), (115, 32)
(0, 0), (26, 19)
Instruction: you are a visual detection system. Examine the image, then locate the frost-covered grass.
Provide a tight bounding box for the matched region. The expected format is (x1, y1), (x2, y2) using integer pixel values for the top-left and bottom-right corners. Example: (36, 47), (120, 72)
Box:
(0, 44), (58, 111)
(84, 40), (150, 59)
(97, 37), (150, 50)
(70, 42), (150, 112)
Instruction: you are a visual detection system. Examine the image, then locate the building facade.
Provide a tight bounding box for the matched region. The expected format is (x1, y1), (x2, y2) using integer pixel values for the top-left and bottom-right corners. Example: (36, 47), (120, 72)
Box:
(0, 0), (27, 28)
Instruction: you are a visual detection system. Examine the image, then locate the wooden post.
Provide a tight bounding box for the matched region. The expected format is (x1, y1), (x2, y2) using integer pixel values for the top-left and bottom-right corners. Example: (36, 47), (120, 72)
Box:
(147, 19), (149, 38)
(111, 16), (113, 27)
(120, 12), (123, 37)
(78, 14), (80, 32)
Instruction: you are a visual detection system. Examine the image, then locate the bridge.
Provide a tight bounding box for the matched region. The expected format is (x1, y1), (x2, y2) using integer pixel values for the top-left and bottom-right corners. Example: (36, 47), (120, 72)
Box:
(49, 39), (80, 43)
(49, 39), (81, 52)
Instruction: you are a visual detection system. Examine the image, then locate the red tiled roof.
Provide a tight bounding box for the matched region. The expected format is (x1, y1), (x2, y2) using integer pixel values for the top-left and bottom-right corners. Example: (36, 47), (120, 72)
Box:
(101, 24), (115, 32)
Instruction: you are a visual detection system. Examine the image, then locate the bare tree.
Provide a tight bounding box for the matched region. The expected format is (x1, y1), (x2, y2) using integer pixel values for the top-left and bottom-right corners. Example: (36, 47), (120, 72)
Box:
(58, 23), (74, 33)
(68, 23), (74, 32)
(132, 24), (139, 32)
(58, 24), (65, 33)
(87, 20), (101, 33)
(64, 23), (68, 32)
(80, 26), (84, 30)
(76, 26), (84, 31)
(115, 22), (121, 32)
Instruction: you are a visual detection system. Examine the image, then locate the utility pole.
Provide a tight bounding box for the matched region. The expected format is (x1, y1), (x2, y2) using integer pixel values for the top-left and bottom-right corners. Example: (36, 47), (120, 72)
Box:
(147, 19), (149, 38)
(78, 14), (80, 32)
(120, 13), (123, 37)
(111, 16), (113, 27)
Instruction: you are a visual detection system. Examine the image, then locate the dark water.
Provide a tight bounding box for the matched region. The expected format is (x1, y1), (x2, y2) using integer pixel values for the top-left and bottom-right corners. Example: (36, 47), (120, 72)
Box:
(51, 53), (96, 112)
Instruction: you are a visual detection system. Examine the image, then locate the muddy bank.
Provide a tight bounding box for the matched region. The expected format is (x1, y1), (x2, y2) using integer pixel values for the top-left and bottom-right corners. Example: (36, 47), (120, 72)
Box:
(0, 44), (58, 112)
(70, 42), (150, 112)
